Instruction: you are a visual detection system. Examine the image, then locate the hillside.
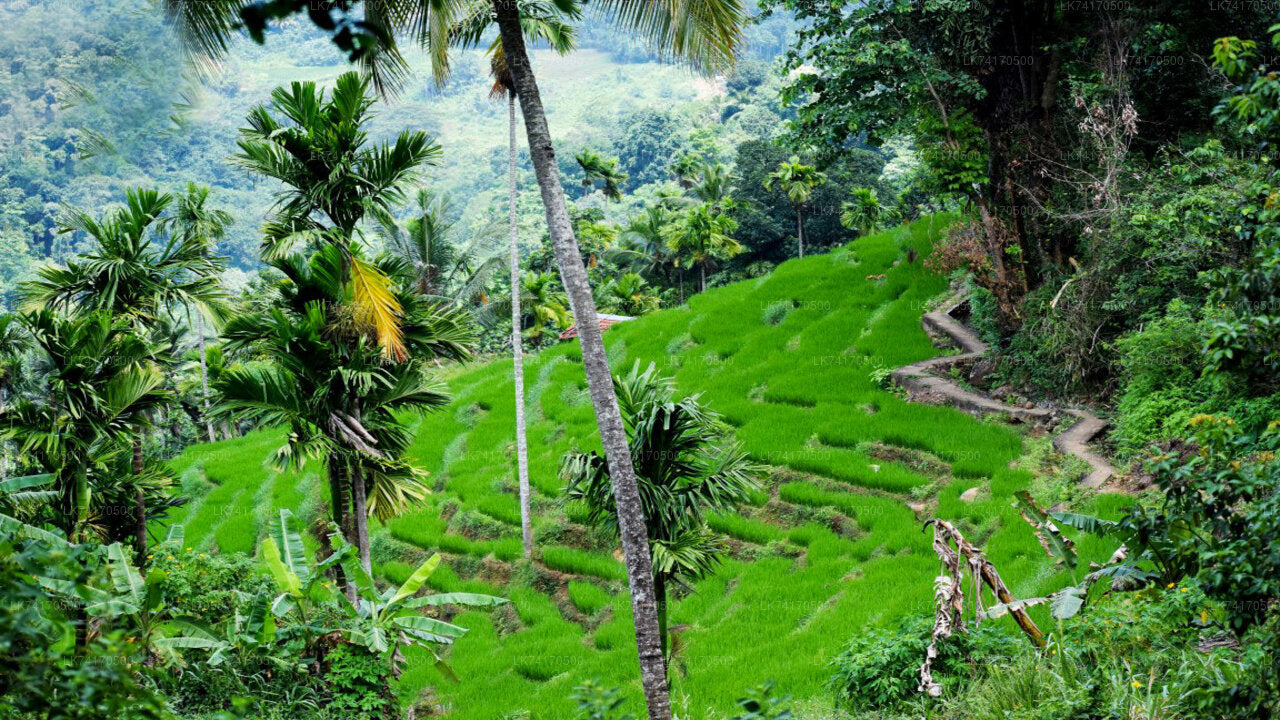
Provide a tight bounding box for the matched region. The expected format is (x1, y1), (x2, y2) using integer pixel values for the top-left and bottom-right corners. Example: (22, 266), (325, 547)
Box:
(165, 218), (1126, 718)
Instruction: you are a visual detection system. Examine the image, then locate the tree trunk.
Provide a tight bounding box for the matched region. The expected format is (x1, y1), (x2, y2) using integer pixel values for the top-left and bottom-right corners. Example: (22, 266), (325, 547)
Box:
(196, 313), (216, 443)
(509, 93), (534, 561)
(797, 209), (805, 258)
(655, 572), (668, 667)
(328, 454), (356, 603)
(133, 438), (146, 562)
(72, 465), (89, 544)
(351, 460), (371, 577)
(699, 264), (706, 294)
(490, 4), (672, 717)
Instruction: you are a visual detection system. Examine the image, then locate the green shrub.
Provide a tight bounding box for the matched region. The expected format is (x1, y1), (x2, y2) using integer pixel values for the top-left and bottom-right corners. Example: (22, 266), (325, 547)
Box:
(150, 543), (273, 618)
(326, 644), (395, 719)
(827, 614), (1020, 712)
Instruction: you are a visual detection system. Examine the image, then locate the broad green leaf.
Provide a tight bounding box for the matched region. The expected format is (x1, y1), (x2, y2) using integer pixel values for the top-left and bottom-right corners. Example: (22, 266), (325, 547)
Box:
(271, 592), (298, 617)
(268, 509), (310, 585)
(0, 513), (70, 547)
(1014, 491), (1076, 569)
(392, 614), (468, 640)
(388, 553), (440, 606)
(404, 592), (508, 609)
(1050, 586), (1086, 619)
(260, 536), (301, 596)
(0, 473), (53, 492)
(981, 597), (1047, 620)
(105, 542), (144, 605)
(154, 636), (225, 650)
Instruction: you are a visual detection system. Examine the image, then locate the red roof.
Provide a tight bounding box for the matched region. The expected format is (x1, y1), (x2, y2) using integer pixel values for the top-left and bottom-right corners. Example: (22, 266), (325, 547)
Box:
(558, 314), (634, 341)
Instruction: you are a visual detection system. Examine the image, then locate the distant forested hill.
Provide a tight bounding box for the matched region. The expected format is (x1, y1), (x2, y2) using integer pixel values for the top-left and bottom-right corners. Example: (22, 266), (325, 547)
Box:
(0, 0), (796, 306)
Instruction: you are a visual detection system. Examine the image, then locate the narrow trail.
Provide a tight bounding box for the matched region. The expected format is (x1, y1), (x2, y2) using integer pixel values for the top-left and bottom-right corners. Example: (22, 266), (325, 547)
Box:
(891, 295), (1117, 489)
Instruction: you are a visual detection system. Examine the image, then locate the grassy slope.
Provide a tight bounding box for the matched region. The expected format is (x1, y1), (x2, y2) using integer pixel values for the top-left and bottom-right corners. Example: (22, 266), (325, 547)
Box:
(166, 217), (1129, 718)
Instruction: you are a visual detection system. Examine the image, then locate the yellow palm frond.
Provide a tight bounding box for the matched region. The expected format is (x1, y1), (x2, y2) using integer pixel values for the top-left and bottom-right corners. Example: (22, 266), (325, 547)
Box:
(348, 256), (407, 362)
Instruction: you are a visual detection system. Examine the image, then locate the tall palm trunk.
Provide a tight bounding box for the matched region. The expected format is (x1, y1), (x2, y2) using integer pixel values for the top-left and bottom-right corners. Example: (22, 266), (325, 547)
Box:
(655, 572), (668, 666)
(491, 4), (672, 717)
(351, 461), (371, 576)
(196, 313), (216, 443)
(72, 465), (89, 544)
(133, 437), (147, 563)
(699, 263), (707, 293)
(328, 455), (356, 603)
(509, 93), (534, 560)
(796, 208), (805, 258)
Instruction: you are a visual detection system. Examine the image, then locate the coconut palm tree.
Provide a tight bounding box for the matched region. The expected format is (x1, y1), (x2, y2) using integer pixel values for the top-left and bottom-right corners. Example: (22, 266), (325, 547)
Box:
(690, 161), (735, 210)
(764, 157), (826, 258)
(372, 188), (504, 307)
(563, 362), (759, 666)
(216, 245), (474, 579)
(233, 71), (440, 362)
(163, 0), (748, 713)
(664, 202), (741, 293)
(160, 183), (235, 443)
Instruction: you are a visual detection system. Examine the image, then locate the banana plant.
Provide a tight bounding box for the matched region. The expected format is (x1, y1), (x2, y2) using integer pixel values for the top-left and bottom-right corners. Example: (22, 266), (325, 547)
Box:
(0, 472), (66, 546)
(36, 527), (219, 665)
(327, 525), (507, 678)
(261, 508), (506, 678)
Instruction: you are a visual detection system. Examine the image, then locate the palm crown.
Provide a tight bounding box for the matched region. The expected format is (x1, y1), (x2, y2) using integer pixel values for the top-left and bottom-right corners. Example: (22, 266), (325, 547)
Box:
(234, 71), (440, 360)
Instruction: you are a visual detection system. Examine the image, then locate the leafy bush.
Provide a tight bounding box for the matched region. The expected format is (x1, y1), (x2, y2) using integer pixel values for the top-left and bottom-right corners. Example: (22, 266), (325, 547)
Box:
(326, 644), (394, 719)
(827, 614), (1019, 712)
(150, 544), (273, 619)
(570, 680), (636, 720)
(0, 533), (171, 720)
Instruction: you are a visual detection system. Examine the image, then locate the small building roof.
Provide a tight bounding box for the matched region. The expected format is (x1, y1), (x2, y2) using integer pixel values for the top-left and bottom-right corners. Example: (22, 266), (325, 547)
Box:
(559, 314), (634, 341)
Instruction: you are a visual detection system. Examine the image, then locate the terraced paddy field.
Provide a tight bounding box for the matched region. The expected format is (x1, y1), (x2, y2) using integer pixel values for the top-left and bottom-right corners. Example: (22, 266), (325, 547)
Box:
(166, 216), (1128, 718)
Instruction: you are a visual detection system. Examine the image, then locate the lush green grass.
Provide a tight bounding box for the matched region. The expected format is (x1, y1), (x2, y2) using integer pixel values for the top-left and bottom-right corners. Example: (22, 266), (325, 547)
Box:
(167, 218), (1127, 719)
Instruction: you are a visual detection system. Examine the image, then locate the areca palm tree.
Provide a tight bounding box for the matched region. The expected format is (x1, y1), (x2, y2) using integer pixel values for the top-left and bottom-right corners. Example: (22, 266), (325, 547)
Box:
(2, 310), (169, 544)
(234, 71), (440, 362)
(215, 246), (474, 580)
(596, 273), (661, 316)
(764, 157), (826, 258)
(563, 363), (759, 666)
(575, 149), (629, 203)
(161, 183), (235, 443)
(452, 0), (579, 559)
(517, 271), (572, 343)
(840, 187), (899, 237)
(21, 187), (228, 558)
(664, 202), (741, 293)
(163, 0), (748, 713)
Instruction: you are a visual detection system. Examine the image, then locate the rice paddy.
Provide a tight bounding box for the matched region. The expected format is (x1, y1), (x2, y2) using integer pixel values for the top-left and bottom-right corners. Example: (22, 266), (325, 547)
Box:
(166, 216), (1126, 718)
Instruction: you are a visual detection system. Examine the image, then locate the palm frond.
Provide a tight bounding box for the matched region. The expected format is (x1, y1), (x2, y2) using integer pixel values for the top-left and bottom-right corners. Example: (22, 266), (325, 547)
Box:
(348, 256), (407, 362)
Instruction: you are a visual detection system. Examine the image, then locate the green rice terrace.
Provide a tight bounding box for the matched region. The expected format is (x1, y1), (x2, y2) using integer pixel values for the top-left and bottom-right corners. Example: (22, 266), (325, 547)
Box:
(164, 218), (1126, 718)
